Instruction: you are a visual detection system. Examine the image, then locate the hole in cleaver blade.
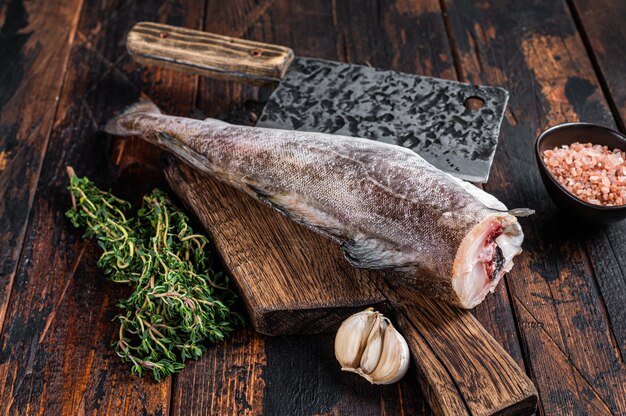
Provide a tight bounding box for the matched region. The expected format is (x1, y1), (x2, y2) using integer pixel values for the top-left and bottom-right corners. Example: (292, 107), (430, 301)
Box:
(256, 57), (509, 183)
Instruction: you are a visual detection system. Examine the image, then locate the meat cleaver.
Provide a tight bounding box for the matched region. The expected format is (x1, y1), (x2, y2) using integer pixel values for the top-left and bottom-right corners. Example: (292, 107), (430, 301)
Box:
(127, 22), (509, 182)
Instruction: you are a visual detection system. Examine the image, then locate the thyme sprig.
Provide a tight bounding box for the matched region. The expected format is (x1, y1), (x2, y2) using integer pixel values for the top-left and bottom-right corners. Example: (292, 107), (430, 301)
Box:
(66, 167), (242, 381)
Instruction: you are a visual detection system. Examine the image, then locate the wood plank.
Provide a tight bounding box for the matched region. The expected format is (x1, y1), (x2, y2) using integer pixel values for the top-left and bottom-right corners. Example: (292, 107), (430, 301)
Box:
(584, 228), (626, 360)
(0, 0), (204, 414)
(568, 0), (626, 362)
(170, 326), (430, 416)
(385, 281), (537, 416)
(0, 0), (81, 336)
(169, 328), (267, 415)
(330, 0), (456, 79)
(261, 332), (431, 416)
(568, 0), (626, 127)
(443, 0), (626, 414)
(1, 1), (547, 416)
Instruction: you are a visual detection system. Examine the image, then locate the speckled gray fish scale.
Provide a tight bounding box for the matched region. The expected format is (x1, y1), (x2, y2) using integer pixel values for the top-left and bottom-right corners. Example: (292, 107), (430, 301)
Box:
(257, 57), (509, 183)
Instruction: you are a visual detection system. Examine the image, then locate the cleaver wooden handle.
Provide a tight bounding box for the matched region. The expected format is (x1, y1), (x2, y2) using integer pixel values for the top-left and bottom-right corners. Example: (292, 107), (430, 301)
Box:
(127, 22), (295, 85)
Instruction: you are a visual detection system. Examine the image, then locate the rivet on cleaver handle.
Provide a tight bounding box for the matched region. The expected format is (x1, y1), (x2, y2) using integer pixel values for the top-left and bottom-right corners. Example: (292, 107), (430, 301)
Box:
(127, 22), (295, 85)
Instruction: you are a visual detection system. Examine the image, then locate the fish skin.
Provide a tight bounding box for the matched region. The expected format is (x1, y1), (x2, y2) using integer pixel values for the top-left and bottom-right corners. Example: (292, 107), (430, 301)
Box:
(105, 101), (515, 307)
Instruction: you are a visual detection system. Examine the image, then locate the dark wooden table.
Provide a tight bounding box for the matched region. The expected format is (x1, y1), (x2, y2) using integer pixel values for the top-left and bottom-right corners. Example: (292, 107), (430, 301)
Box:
(1, 0), (626, 414)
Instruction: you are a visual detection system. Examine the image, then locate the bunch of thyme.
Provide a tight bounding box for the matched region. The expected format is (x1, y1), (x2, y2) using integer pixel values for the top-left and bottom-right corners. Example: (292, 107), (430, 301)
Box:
(65, 167), (242, 381)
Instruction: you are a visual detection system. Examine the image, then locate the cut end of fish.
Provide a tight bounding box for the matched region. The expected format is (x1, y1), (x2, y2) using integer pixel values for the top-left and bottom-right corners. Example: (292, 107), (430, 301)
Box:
(452, 213), (523, 309)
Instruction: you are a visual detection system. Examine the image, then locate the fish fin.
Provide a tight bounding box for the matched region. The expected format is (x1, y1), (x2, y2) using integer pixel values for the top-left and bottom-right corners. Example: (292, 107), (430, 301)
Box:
(103, 100), (161, 136)
(246, 184), (274, 200)
(341, 237), (416, 270)
(154, 131), (212, 174)
(245, 184), (345, 241)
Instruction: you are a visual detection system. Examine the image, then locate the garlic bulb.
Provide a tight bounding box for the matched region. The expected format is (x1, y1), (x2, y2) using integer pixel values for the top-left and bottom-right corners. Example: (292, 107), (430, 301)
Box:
(334, 308), (410, 385)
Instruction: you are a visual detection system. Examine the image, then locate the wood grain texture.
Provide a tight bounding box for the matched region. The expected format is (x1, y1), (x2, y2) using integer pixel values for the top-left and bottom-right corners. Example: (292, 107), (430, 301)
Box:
(171, 327), (431, 416)
(127, 22), (295, 85)
(443, 0), (626, 414)
(0, 0), (82, 337)
(169, 328), (267, 416)
(568, 0), (626, 363)
(387, 284), (537, 416)
(0, 0), (204, 414)
(568, 0), (626, 128)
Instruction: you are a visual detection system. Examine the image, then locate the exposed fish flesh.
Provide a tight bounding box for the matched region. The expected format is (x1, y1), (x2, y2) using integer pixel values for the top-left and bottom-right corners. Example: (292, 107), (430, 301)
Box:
(105, 101), (524, 308)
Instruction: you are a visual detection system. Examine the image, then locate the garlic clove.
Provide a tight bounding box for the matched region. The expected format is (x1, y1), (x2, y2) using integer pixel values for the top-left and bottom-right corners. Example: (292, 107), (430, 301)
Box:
(334, 308), (378, 369)
(335, 309), (410, 385)
(365, 320), (410, 385)
(359, 315), (387, 374)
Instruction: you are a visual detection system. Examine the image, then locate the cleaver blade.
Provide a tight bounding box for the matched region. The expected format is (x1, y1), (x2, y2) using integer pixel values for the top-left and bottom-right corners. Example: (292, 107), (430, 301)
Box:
(257, 57), (508, 183)
(127, 22), (509, 182)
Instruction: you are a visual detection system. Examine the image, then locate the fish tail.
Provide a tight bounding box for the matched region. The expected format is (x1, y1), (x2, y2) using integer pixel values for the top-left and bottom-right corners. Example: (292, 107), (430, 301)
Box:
(103, 100), (161, 136)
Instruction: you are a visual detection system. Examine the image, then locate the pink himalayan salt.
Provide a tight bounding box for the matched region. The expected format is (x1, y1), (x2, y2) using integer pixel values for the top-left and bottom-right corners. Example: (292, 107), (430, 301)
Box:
(542, 142), (626, 207)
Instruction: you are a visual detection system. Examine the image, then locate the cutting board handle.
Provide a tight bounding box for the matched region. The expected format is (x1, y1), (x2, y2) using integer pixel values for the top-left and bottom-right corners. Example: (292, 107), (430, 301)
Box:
(127, 22), (295, 85)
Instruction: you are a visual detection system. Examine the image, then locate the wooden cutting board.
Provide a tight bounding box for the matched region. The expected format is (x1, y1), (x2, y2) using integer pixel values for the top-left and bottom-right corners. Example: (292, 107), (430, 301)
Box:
(165, 157), (538, 416)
